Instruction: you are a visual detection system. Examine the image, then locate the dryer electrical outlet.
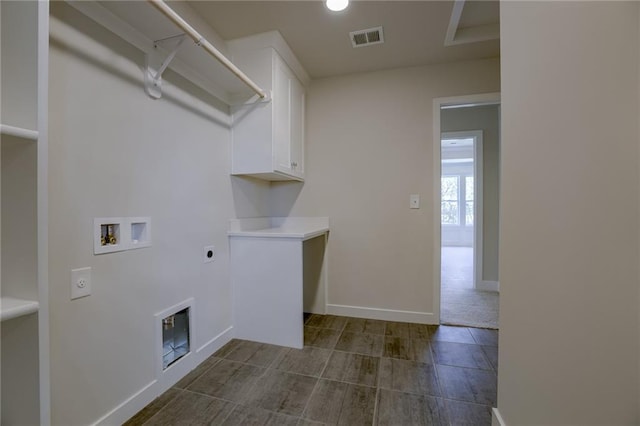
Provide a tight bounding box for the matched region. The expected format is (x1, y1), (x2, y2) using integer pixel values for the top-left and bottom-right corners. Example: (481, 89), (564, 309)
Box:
(204, 245), (215, 263)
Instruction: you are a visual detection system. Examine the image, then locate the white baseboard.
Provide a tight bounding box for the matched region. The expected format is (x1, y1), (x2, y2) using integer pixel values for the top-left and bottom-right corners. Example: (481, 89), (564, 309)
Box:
(326, 304), (437, 324)
(93, 326), (234, 426)
(477, 280), (500, 292)
(492, 408), (507, 426)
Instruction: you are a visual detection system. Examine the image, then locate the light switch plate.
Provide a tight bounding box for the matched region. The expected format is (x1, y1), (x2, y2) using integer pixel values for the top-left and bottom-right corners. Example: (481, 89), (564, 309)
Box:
(410, 194), (420, 209)
(71, 267), (92, 300)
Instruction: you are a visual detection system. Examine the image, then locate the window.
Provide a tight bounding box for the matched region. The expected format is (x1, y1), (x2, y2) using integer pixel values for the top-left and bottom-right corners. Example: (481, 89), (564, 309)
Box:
(441, 176), (459, 225)
(441, 175), (474, 226)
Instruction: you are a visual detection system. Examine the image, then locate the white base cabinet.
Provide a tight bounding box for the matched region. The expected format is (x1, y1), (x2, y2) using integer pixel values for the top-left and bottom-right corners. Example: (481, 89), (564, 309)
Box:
(229, 32), (308, 182)
(229, 218), (329, 348)
(231, 237), (305, 348)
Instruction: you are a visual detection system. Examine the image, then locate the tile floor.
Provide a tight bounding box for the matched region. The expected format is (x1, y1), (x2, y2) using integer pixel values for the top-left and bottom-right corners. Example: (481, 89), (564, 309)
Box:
(125, 315), (498, 426)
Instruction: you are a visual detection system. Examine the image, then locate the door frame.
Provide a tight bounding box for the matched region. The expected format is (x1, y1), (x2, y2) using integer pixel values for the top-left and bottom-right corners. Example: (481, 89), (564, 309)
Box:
(432, 92), (500, 323)
(441, 130), (483, 290)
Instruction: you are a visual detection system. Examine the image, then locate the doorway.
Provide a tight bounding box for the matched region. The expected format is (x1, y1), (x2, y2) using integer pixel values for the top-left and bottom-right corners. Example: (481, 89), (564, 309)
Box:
(433, 94), (500, 329)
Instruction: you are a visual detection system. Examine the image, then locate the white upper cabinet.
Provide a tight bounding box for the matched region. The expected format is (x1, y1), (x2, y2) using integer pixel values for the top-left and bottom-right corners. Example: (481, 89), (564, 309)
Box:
(229, 32), (309, 182)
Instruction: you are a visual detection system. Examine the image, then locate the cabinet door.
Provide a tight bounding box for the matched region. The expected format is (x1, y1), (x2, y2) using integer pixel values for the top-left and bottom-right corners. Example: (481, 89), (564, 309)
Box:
(273, 54), (292, 175)
(289, 76), (304, 177)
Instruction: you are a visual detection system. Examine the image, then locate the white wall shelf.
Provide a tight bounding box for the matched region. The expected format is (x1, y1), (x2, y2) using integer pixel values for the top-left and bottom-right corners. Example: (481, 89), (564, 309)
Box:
(0, 124), (39, 141)
(1, 0), (50, 423)
(1, 297), (40, 322)
(65, 0), (259, 105)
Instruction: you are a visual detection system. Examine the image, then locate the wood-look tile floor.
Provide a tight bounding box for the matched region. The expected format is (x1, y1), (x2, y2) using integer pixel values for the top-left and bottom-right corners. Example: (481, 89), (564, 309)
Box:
(125, 315), (498, 426)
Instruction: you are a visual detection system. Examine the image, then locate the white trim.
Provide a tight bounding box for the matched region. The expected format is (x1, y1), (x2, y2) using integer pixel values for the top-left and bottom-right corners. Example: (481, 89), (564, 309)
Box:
(326, 304), (437, 324)
(449, 23), (500, 46)
(444, 0), (465, 46)
(433, 106), (443, 322)
(323, 232), (329, 315)
(93, 326), (233, 426)
(445, 0), (499, 47)
(477, 280), (500, 292)
(492, 408), (507, 426)
(37, 1), (51, 423)
(433, 92), (500, 324)
(474, 133), (484, 290)
(196, 327), (230, 354)
(92, 379), (157, 426)
(437, 93), (501, 109)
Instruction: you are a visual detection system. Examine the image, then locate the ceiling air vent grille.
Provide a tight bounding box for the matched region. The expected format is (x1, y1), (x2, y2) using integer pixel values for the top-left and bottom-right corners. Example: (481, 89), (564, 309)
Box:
(350, 26), (384, 48)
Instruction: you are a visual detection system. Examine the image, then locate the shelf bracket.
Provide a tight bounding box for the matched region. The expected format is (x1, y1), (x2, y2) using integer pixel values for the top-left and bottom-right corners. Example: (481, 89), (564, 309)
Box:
(145, 34), (188, 99)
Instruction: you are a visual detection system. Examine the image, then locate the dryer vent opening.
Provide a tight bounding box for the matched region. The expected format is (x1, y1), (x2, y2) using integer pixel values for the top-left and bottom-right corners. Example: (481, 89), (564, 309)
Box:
(162, 307), (190, 370)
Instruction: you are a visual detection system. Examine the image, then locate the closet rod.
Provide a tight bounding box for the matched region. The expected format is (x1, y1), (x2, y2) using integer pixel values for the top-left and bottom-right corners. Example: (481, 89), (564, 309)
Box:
(147, 0), (268, 99)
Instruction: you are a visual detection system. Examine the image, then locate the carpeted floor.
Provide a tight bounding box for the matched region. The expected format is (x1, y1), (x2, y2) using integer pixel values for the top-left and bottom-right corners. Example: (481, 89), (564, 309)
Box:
(441, 246), (499, 329)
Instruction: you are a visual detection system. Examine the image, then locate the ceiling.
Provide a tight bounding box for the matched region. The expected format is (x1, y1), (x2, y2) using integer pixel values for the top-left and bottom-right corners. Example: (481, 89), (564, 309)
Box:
(187, 1), (500, 79)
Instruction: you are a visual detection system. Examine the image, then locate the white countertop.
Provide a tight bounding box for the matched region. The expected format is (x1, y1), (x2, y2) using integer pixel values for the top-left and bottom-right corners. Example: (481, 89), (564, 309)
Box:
(228, 217), (329, 240)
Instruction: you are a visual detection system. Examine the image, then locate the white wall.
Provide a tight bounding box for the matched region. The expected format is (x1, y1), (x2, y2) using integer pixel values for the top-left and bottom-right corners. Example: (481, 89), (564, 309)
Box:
(271, 59), (500, 321)
(48, 3), (269, 425)
(441, 105), (500, 281)
(499, 2), (639, 424)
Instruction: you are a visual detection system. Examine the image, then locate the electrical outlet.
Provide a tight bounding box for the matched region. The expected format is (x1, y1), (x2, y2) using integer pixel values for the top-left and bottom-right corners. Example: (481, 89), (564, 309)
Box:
(204, 245), (215, 263)
(71, 267), (92, 300)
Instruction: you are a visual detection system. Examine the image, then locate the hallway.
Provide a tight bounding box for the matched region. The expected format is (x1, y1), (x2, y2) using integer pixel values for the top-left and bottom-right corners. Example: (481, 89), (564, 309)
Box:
(441, 247), (499, 329)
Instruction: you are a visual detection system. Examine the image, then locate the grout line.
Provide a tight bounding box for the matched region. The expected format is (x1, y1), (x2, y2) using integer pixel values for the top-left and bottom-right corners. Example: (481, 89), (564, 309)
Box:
(298, 373), (322, 422)
(338, 318), (347, 333)
(181, 388), (239, 405)
(173, 357), (221, 390)
(430, 340), (445, 403)
(216, 402), (238, 424)
(442, 396), (496, 407)
(313, 352), (378, 388)
(441, 396), (454, 426)
(371, 348), (383, 426)
(338, 329), (388, 340)
(317, 349), (332, 378)
(217, 356), (271, 371)
(135, 388), (183, 426)
(270, 367), (330, 381)
(432, 324), (451, 413)
(429, 342), (496, 372)
(432, 362), (496, 373)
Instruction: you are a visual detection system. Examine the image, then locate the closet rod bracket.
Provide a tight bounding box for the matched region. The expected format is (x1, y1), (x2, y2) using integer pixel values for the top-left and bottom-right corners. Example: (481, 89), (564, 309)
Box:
(145, 34), (188, 99)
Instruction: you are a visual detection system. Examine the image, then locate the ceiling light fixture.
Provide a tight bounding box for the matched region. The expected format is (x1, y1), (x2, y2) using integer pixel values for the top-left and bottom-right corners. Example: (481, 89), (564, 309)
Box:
(326, 0), (349, 12)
